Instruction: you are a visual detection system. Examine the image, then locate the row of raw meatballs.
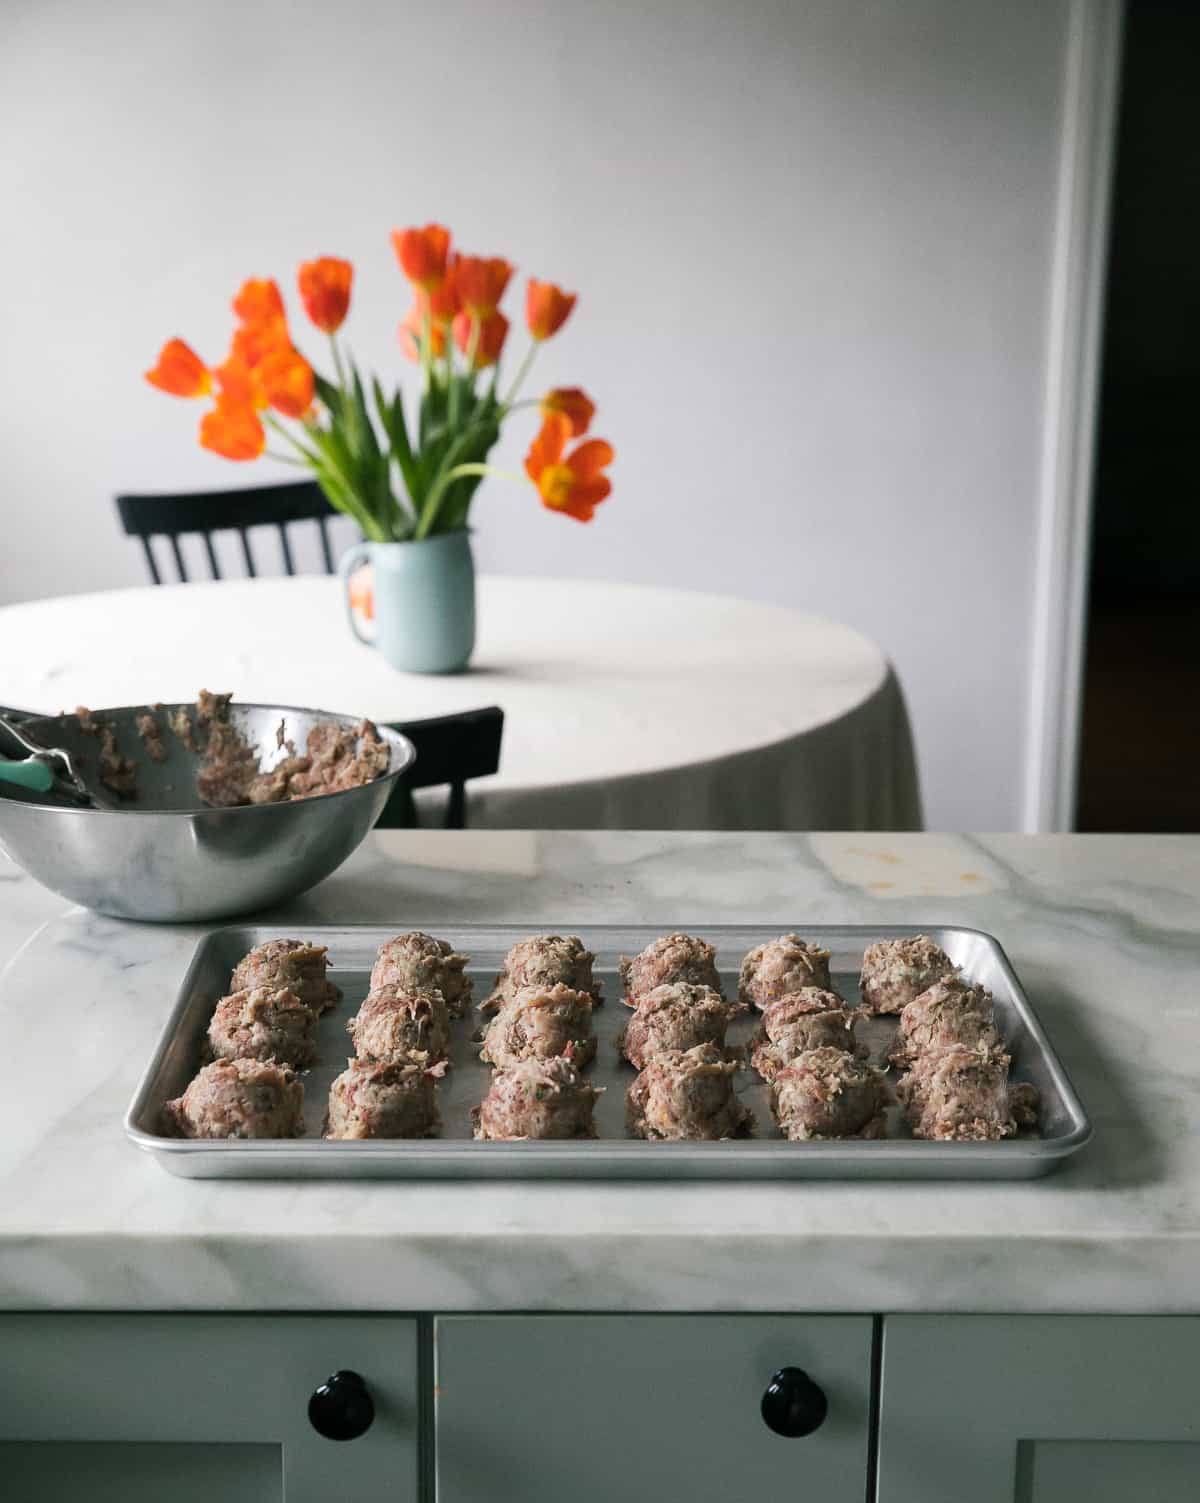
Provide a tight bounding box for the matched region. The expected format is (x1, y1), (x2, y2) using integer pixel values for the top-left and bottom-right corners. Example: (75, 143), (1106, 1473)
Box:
(620, 931), (850, 1141)
(164, 938), (341, 1139)
(481, 931), (854, 1142)
(473, 930), (836, 1141)
(335, 932), (600, 1141)
(162, 931), (602, 1140)
(162, 933), (473, 1140)
(734, 931), (1039, 1142)
(883, 938), (1039, 1142)
(616, 931), (1040, 1142)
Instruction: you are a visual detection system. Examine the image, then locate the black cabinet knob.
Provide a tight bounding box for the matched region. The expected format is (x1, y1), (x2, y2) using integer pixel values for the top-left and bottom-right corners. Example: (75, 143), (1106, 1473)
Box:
(761, 1366), (828, 1437)
(308, 1369), (375, 1441)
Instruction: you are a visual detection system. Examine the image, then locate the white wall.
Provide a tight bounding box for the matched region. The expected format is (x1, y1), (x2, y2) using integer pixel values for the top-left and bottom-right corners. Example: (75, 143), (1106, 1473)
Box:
(0, 0), (1084, 828)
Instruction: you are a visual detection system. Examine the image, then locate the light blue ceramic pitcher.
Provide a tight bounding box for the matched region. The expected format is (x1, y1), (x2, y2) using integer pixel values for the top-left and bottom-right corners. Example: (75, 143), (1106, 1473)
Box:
(339, 531), (476, 675)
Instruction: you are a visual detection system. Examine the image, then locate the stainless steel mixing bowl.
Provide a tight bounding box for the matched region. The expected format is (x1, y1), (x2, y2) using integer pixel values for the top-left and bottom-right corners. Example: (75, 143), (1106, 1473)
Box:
(0, 703), (415, 921)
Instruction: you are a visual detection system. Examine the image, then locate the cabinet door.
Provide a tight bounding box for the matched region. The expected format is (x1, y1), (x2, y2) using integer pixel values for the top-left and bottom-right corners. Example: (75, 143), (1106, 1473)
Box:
(878, 1315), (1200, 1502)
(435, 1314), (873, 1502)
(0, 1314), (417, 1503)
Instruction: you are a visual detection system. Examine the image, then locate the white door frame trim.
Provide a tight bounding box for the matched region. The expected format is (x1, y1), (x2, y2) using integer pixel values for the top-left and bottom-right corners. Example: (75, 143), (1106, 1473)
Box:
(1022, 0), (1125, 832)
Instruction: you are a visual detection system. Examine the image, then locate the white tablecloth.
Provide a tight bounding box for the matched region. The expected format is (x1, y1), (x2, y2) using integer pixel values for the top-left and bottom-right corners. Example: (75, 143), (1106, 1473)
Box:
(0, 576), (921, 830)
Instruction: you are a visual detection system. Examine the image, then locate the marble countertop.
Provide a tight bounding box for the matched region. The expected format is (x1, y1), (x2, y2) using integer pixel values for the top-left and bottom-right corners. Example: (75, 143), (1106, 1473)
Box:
(1, 830), (1197, 1315)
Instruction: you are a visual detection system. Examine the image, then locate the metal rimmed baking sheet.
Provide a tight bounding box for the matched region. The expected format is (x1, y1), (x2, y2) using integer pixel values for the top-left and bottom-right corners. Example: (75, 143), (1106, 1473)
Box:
(126, 924), (1092, 1180)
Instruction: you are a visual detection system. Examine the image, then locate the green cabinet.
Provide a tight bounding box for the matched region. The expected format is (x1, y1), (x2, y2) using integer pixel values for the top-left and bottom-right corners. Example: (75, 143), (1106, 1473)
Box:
(433, 1314), (874, 1503)
(6, 1309), (1199, 1500)
(878, 1316), (1200, 1501)
(0, 1314), (418, 1503)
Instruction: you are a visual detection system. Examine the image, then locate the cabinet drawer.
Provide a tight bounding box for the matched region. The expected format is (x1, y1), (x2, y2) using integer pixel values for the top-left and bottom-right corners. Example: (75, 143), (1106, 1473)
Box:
(879, 1315), (1200, 1502)
(0, 1314), (418, 1503)
(435, 1314), (873, 1502)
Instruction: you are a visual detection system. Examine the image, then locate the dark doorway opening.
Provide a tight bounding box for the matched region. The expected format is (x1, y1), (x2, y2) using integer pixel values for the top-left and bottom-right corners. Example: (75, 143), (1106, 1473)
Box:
(1076, 0), (1200, 832)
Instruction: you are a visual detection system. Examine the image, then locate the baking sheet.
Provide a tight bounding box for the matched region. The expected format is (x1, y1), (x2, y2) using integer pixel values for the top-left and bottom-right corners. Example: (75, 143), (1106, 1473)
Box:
(125, 924), (1092, 1180)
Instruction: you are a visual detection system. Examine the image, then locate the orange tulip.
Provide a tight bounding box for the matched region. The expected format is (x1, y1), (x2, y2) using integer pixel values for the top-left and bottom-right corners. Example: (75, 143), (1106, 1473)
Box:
(526, 279), (577, 340)
(524, 413), (612, 522)
(144, 339), (211, 398)
(298, 257), (352, 334)
(455, 255), (513, 317)
(452, 310), (509, 369)
(199, 398), (265, 461)
(539, 386), (595, 438)
(214, 354), (263, 408)
(230, 315), (290, 369)
(259, 345), (315, 419)
(427, 258), (460, 324)
(348, 565), (374, 621)
(232, 278), (285, 326)
(392, 224), (451, 289)
(399, 303), (448, 362)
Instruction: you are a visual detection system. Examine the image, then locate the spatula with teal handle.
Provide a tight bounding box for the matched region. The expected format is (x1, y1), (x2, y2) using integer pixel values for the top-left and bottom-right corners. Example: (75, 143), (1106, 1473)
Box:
(0, 756), (57, 796)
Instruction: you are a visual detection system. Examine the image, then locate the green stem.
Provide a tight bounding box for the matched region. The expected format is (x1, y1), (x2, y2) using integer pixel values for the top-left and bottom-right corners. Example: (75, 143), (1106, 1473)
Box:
(501, 342), (538, 409)
(266, 449), (307, 467)
(449, 315), (481, 430)
(329, 335), (348, 392)
(415, 461), (522, 541)
(420, 304), (433, 395)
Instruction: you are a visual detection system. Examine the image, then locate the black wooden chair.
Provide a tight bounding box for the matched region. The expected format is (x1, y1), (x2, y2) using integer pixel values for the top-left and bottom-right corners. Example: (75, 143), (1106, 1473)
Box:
(115, 480), (340, 583)
(381, 706), (505, 828)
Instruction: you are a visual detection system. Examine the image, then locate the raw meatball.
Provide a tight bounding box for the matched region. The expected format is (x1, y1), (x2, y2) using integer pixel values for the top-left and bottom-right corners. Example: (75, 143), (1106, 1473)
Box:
(480, 984), (596, 1070)
(347, 985), (451, 1065)
(625, 1043), (752, 1141)
(472, 1057), (603, 1141)
(619, 934), (721, 1004)
(859, 935), (956, 1016)
(750, 989), (859, 1083)
(231, 939), (340, 1017)
(889, 975), (1000, 1068)
(325, 1057), (444, 1139)
(370, 932), (472, 1018)
(164, 1058), (304, 1139)
(481, 934), (600, 1015)
(617, 983), (738, 1069)
(899, 1045), (1018, 1142)
(738, 935), (832, 1009)
(771, 1047), (886, 1141)
(206, 986), (317, 1069)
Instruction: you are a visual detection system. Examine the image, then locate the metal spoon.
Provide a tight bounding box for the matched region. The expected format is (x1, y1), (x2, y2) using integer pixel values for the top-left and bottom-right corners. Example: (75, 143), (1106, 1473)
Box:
(0, 714), (112, 808)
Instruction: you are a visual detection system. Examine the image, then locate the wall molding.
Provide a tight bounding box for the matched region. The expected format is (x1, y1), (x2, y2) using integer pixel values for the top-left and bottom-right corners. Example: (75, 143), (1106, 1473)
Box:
(1023, 0), (1125, 832)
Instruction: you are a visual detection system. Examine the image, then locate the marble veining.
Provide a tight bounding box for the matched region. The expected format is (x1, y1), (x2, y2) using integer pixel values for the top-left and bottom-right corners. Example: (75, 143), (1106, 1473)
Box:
(1, 831), (1198, 1313)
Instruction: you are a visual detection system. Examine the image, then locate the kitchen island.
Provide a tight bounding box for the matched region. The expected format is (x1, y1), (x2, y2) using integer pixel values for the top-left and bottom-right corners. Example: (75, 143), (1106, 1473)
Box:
(1, 831), (1198, 1500)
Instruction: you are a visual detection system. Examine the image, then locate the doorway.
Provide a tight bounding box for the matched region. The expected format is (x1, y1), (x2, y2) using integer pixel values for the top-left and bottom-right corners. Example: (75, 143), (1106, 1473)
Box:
(1075, 0), (1200, 832)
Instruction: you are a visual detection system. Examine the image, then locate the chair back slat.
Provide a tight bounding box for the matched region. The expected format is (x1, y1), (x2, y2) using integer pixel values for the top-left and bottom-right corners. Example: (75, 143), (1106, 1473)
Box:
(115, 481), (342, 585)
(139, 536), (162, 586)
(277, 522), (296, 576)
(316, 515), (334, 573)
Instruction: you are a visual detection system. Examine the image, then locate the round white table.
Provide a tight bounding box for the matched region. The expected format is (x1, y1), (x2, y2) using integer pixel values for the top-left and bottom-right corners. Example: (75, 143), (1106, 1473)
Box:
(0, 576), (921, 830)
